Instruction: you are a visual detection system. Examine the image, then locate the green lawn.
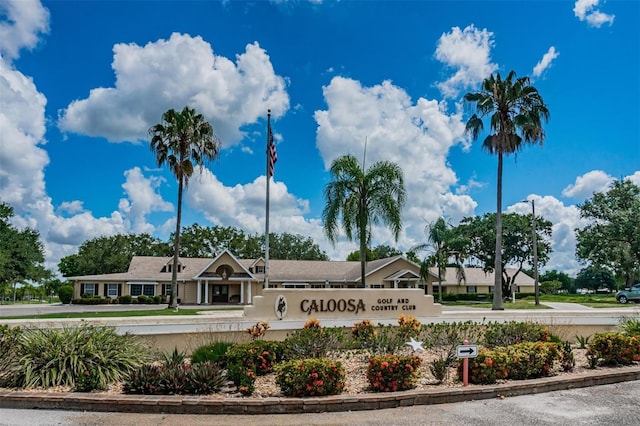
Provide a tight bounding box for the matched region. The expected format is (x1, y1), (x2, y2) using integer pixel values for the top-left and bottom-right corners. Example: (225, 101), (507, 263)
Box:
(441, 299), (551, 309)
(0, 307), (244, 320)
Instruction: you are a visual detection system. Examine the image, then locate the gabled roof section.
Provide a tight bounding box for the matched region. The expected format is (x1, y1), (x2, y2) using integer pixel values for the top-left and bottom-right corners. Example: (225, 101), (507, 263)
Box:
(385, 269), (421, 280)
(432, 267), (535, 285)
(194, 249), (257, 280)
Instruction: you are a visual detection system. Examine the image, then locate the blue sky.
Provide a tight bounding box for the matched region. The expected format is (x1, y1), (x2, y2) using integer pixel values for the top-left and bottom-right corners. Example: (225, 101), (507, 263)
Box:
(1, 0), (638, 277)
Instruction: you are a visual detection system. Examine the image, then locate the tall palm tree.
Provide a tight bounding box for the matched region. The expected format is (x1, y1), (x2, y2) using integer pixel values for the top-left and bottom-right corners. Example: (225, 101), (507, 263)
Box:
(323, 154), (406, 287)
(464, 71), (549, 310)
(149, 106), (221, 308)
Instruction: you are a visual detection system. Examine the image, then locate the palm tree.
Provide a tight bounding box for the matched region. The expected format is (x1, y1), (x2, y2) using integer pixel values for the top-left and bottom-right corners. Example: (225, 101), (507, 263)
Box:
(323, 154), (406, 287)
(464, 71), (549, 310)
(412, 218), (466, 303)
(149, 106), (221, 308)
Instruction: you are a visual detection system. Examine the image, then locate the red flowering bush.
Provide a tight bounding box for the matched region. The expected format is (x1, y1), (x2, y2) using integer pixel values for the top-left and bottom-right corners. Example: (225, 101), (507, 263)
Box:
(457, 348), (509, 385)
(275, 358), (346, 397)
(367, 354), (421, 392)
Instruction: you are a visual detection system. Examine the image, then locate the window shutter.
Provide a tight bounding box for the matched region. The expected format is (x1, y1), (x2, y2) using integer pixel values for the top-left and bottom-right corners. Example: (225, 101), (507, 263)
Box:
(118, 284), (122, 297)
(80, 284), (85, 295)
(103, 284), (108, 297)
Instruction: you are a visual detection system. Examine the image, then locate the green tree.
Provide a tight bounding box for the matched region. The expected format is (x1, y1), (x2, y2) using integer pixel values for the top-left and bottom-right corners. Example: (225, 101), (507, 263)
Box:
(178, 224), (249, 258)
(150, 106), (221, 308)
(0, 202), (46, 302)
(323, 154), (406, 287)
(464, 71), (549, 309)
(574, 266), (615, 292)
(576, 179), (640, 287)
(455, 212), (553, 298)
(58, 234), (172, 277)
(539, 269), (574, 293)
(266, 233), (329, 260)
(346, 245), (402, 261)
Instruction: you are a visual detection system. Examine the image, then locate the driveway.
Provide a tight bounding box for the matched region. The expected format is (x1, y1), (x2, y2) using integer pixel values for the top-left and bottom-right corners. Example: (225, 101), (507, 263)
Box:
(2, 380), (639, 425)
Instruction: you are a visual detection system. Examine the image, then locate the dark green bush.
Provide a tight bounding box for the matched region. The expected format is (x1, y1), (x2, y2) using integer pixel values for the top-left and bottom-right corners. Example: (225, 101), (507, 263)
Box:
(123, 357), (226, 395)
(118, 295), (132, 304)
(587, 332), (640, 366)
(0, 325), (22, 384)
(367, 354), (421, 392)
(1, 324), (151, 389)
(276, 358), (346, 397)
(482, 321), (550, 348)
(153, 295), (163, 304)
(58, 285), (74, 304)
(191, 341), (233, 366)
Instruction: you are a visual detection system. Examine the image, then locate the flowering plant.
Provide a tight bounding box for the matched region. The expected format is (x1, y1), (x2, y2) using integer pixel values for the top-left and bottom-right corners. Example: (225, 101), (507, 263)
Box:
(366, 354), (421, 392)
(246, 321), (270, 339)
(275, 358), (346, 397)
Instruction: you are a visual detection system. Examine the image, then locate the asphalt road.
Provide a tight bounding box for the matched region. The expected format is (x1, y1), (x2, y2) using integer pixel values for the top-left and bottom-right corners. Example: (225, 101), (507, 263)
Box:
(1, 380), (639, 426)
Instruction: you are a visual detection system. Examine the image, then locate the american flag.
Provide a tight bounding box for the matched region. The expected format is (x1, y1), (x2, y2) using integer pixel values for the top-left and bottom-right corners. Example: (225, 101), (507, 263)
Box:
(267, 124), (277, 177)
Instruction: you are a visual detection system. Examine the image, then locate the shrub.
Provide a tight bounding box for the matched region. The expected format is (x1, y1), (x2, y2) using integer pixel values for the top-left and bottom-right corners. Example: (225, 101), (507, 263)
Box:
(429, 359), (448, 383)
(118, 295), (132, 304)
(367, 354), (421, 392)
(0, 325), (22, 384)
(458, 348), (509, 385)
(137, 295), (149, 304)
(283, 325), (345, 359)
(1, 324), (151, 389)
(587, 332), (639, 366)
(58, 285), (74, 304)
(397, 314), (421, 340)
(153, 295), (163, 304)
(504, 341), (559, 380)
(74, 368), (104, 392)
(245, 321), (270, 339)
(482, 321), (549, 348)
(225, 340), (284, 376)
(352, 319), (377, 347)
(276, 358), (346, 397)
(227, 365), (256, 396)
(123, 361), (226, 395)
(618, 317), (640, 336)
(190, 341), (233, 366)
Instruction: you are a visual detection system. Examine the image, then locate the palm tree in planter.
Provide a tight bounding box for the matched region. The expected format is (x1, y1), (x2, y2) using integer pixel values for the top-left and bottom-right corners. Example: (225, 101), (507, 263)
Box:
(464, 70), (549, 310)
(149, 106), (221, 308)
(323, 154), (406, 287)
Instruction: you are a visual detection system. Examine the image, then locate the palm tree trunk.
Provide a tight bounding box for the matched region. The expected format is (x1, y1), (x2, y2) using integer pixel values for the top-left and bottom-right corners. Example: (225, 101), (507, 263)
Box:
(493, 152), (504, 310)
(169, 178), (183, 309)
(360, 236), (367, 288)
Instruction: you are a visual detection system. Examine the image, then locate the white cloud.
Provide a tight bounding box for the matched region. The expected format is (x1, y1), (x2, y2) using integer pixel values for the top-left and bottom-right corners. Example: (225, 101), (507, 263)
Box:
(118, 167), (174, 234)
(532, 46), (559, 78)
(573, 0), (615, 27)
(314, 76), (476, 255)
(0, 0), (49, 61)
(434, 25), (498, 98)
(561, 170), (614, 199)
(58, 33), (289, 146)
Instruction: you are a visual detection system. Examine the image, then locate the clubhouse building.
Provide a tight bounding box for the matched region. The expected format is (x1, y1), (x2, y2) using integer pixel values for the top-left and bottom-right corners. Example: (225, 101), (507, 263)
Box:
(67, 249), (535, 305)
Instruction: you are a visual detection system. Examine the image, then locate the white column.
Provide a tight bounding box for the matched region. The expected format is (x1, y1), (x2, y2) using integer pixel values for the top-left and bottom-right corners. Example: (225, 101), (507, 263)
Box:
(394, 279), (398, 289)
(204, 281), (209, 304)
(247, 281), (252, 305)
(240, 281), (245, 304)
(196, 280), (201, 305)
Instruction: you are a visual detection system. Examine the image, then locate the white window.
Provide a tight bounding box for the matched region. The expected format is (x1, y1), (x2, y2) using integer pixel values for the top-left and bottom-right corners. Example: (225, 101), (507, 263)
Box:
(370, 284), (384, 289)
(311, 284), (326, 289)
(106, 284), (119, 298)
(255, 265), (265, 273)
(467, 286), (477, 293)
(162, 284), (175, 296)
(82, 283), (98, 297)
(131, 284), (156, 297)
(283, 282), (307, 289)
(330, 284), (344, 289)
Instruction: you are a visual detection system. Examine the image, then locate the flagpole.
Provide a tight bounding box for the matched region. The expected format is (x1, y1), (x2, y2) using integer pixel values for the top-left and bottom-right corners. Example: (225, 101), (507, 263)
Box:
(264, 110), (271, 289)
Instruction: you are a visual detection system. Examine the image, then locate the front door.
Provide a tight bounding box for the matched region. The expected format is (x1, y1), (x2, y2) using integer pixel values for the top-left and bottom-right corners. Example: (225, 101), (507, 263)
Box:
(212, 285), (228, 303)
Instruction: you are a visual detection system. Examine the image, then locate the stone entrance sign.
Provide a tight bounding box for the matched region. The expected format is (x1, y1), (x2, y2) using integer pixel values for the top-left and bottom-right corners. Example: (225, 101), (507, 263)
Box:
(243, 288), (442, 321)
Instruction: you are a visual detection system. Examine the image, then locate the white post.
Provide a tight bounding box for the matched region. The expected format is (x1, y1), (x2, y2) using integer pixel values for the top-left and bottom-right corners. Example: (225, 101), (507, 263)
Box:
(197, 280), (201, 305)
(240, 281), (245, 304)
(204, 282), (209, 304)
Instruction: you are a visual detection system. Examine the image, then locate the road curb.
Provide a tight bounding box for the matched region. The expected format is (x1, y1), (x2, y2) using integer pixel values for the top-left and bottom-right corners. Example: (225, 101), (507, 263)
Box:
(1, 367), (639, 415)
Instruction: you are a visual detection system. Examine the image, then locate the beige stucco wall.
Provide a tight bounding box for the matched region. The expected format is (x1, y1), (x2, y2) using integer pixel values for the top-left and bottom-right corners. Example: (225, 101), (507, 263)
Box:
(244, 288), (442, 321)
